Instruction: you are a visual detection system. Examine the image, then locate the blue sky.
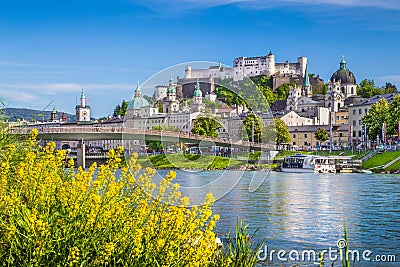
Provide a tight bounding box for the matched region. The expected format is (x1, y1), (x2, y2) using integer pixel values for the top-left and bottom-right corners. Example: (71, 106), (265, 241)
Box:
(1, 0), (399, 118)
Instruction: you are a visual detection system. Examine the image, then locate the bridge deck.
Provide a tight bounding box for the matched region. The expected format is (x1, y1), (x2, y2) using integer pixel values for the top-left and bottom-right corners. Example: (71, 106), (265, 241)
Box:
(11, 127), (274, 150)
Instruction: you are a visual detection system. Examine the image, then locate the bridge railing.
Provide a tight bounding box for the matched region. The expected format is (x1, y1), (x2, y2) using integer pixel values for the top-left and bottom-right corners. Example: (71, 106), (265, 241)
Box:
(11, 126), (274, 149)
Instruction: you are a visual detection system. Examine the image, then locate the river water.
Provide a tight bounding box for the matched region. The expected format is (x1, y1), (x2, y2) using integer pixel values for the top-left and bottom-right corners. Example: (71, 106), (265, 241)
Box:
(155, 170), (399, 266)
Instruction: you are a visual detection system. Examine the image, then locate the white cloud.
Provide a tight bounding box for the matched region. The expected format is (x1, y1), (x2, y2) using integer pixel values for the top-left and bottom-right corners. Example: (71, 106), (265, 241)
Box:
(0, 89), (37, 102)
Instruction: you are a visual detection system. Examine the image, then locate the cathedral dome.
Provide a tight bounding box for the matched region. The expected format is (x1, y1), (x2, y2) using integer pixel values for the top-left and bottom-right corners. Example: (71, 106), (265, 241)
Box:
(330, 57), (356, 85)
(130, 83), (149, 109)
(130, 97), (149, 109)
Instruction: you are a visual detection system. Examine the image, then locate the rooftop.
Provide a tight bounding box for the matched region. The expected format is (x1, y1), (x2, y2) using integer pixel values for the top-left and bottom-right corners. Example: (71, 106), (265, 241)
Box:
(353, 93), (399, 107)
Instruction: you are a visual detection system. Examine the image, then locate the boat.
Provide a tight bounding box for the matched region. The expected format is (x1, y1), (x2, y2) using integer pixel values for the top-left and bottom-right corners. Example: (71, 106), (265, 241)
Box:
(280, 154), (319, 173)
(314, 157), (336, 173)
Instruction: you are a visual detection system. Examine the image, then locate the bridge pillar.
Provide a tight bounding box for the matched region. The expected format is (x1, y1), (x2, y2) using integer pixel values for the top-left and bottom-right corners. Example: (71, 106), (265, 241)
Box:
(76, 139), (86, 169)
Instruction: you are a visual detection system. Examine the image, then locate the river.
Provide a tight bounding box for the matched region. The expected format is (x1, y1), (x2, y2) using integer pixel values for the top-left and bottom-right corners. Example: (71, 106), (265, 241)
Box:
(155, 170), (399, 266)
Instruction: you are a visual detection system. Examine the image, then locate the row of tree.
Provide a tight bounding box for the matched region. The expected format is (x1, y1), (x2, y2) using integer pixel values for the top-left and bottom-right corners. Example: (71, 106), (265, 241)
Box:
(357, 80), (397, 98)
(191, 113), (292, 145)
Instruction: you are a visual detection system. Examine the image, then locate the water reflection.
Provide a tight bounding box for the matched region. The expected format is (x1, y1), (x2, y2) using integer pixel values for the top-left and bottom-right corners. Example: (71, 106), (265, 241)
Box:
(156, 170), (399, 265)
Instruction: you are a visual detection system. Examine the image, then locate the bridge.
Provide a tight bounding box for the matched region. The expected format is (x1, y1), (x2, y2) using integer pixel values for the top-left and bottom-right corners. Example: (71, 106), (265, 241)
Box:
(11, 126), (275, 168)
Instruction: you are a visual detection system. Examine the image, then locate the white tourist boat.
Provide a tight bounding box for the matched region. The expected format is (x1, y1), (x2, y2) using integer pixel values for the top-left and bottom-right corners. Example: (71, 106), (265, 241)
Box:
(280, 154), (319, 173)
(314, 157), (336, 173)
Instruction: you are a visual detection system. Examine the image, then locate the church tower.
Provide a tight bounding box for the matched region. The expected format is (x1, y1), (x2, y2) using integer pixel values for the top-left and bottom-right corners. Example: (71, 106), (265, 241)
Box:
(302, 64), (312, 97)
(286, 85), (302, 111)
(191, 82), (206, 113)
(51, 106), (59, 122)
(76, 89), (91, 122)
(162, 75), (179, 113)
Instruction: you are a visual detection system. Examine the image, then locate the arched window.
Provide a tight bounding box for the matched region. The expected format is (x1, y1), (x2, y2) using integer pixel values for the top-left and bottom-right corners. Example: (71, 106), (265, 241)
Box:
(351, 87), (354, 94)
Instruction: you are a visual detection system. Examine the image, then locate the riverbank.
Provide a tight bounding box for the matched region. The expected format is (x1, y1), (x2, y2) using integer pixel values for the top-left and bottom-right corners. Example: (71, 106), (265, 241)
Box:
(135, 154), (275, 171)
(361, 151), (400, 173)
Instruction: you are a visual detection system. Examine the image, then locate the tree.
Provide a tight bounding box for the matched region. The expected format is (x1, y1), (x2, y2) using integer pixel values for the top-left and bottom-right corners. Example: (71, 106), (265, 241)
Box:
(238, 113), (265, 143)
(314, 128), (329, 143)
(383, 82), (398, 94)
(273, 118), (291, 145)
(362, 99), (390, 140)
(387, 94), (400, 137)
(191, 115), (222, 137)
(357, 79), (383, 98)
(113, 100), (129, 117)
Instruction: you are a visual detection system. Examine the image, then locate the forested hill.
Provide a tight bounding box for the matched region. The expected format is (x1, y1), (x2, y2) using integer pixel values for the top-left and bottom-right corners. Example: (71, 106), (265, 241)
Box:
(2, 108), (77, 122)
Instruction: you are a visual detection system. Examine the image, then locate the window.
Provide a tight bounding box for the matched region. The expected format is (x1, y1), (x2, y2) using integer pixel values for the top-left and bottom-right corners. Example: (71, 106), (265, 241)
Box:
(365, 108), (368, 114)
(353, 110), (356, 115)
(353, 120), (356, 126)
(304, 141), (308, 146)
(293, 142), (296, 145)
(359, 131), (362, 137)
(359, 109), (362, 115)
(293, 134), (296, 138)
(353, 131), (356, 137)
(304, 134), (308, 138)
(339, 133), (343, 137)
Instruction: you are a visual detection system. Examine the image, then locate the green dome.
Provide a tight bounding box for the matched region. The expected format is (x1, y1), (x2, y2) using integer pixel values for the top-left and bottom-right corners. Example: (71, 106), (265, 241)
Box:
(131, 97), (149, 109)
(130, 82), (149, 109)
(193, 82), (202, 97)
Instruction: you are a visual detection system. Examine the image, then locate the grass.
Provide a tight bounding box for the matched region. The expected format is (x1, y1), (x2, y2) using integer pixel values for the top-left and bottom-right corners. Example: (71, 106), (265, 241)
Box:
(136, 154), (245, 170)
(362, 151), (400, 169)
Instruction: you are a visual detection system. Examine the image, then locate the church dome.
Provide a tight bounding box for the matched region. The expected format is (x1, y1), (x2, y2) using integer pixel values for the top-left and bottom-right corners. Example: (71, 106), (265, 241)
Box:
(330, 57), (356, 85)
(130, 83), (149, 109)
(131, 97), (149, 109)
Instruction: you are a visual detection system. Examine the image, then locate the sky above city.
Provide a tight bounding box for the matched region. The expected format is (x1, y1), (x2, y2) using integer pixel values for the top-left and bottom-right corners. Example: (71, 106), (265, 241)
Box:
(1, 0), (399, 118)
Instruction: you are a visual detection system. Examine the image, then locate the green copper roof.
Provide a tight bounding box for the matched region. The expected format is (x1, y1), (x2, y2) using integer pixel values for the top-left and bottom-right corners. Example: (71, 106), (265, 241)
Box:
(303, 64), (311, 87)
(340, 55), (346, 70)
(193, 82), (202, 97)
(167, 75), (176, 93)
(81, 89), (85, 99)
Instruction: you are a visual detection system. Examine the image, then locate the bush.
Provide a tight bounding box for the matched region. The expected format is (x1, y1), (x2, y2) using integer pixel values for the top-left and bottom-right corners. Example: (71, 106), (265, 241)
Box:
(0, 129), (220, 266)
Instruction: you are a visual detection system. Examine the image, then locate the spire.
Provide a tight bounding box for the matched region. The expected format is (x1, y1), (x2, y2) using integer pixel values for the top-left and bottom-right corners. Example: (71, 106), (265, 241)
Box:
(134, 81), (142, 97)
(302, 64), (312, 97)
(268, 50), (273, 56)
(303, 64), (311, 87)
(80, 89), (86, 107)
(340, 55), (347, 70)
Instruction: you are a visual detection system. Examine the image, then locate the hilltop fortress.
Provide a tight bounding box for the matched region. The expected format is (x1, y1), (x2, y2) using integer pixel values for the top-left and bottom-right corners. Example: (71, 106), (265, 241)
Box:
(176, 51), (323, 98)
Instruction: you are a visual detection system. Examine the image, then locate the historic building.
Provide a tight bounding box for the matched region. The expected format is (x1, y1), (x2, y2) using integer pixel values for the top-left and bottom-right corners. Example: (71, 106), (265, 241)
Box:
(162, 76), (180, 113)
(325, 56), (357, 112)
(348, 93), (399, 144)
(76, 89), (91, 122)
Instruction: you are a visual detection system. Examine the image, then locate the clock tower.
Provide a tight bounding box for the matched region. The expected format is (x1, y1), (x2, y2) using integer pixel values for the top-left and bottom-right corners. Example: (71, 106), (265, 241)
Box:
(76, 89), (91, 122)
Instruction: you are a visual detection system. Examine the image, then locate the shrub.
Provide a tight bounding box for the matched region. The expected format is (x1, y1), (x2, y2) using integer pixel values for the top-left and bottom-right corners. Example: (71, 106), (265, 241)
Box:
(0, 129), (220, 266)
